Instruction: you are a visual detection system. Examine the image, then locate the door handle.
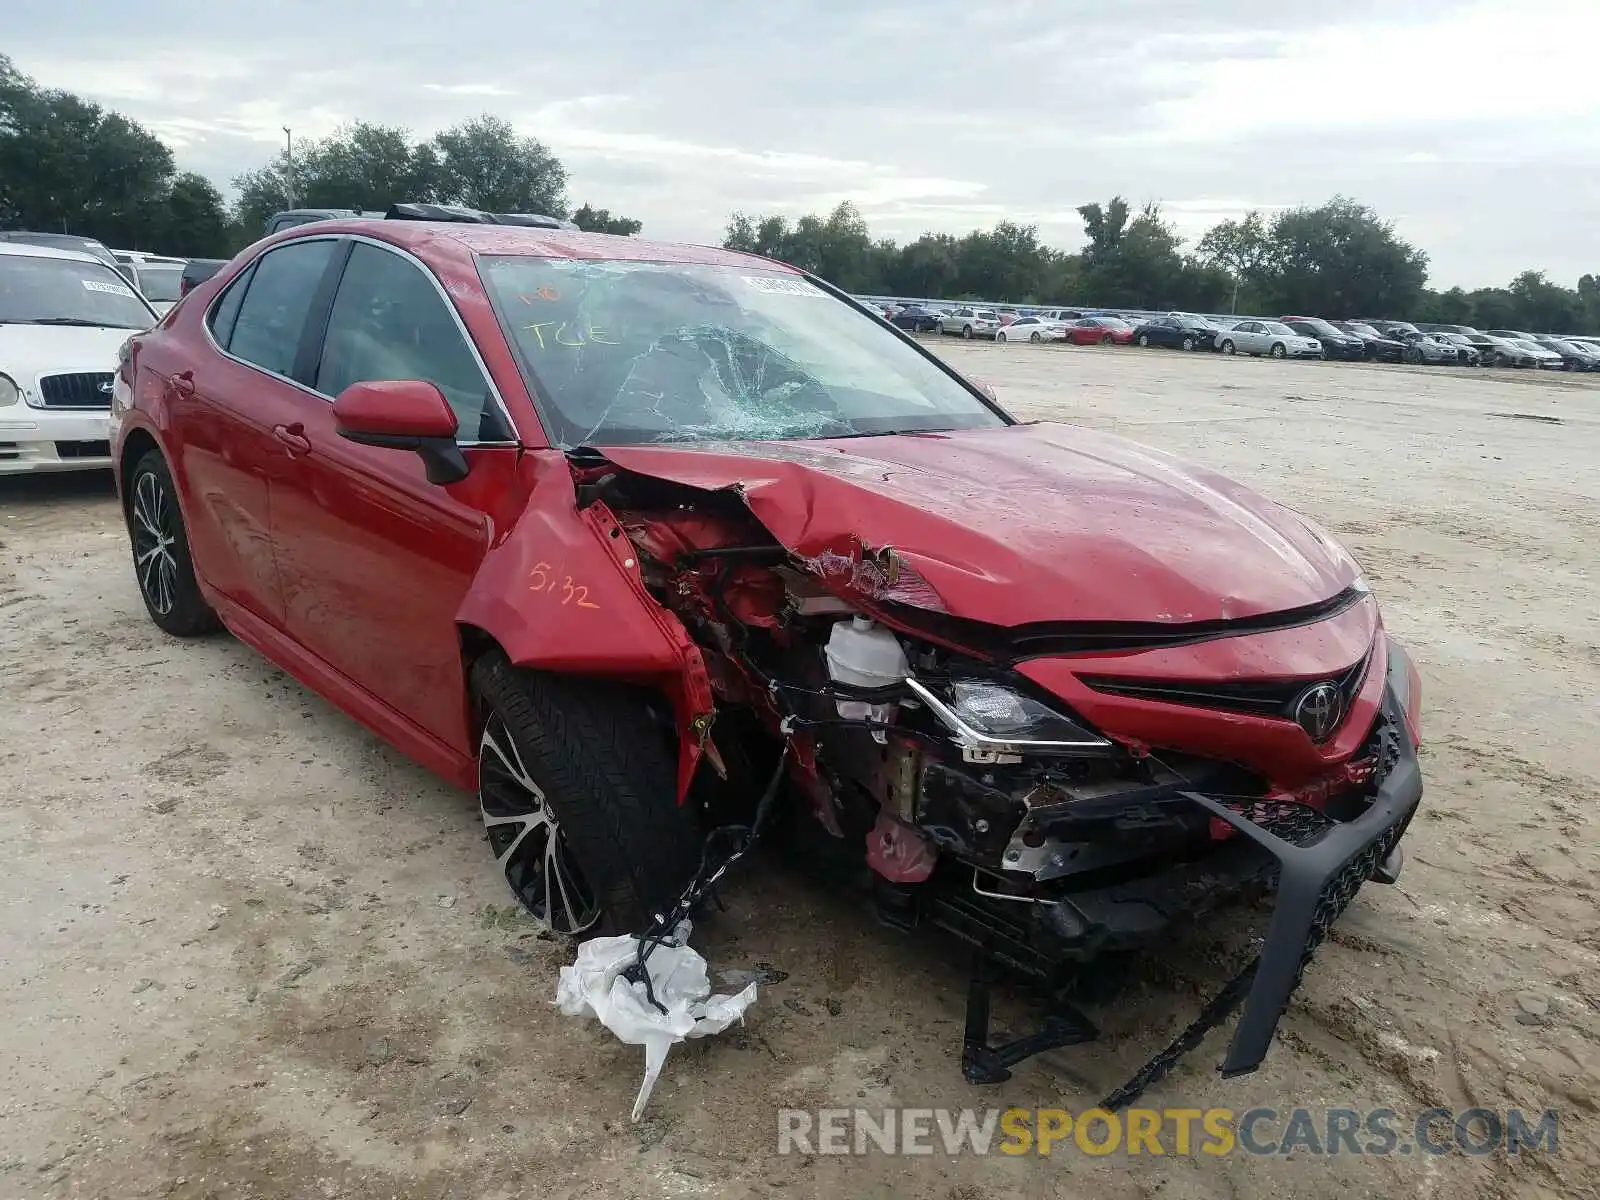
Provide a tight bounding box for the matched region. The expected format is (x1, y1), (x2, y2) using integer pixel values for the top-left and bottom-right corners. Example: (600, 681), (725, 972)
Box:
(272, 423), (311, 456)
(167, 370), (195, 398)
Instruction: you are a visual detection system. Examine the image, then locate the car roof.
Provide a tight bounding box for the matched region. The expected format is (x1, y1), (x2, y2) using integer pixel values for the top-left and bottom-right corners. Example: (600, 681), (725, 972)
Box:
(0, 240), (109, 266)
(287, 218), (798, 273)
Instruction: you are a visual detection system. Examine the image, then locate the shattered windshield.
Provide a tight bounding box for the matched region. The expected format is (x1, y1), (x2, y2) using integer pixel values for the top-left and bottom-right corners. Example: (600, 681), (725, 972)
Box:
(478, 257), (1008, 447)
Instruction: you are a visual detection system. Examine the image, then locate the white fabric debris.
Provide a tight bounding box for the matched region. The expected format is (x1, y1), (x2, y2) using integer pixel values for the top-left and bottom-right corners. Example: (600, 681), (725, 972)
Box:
(555, 921), (759, 1121)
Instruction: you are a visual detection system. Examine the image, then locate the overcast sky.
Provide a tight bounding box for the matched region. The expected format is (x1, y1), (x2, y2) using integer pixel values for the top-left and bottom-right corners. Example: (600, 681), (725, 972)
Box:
(11, 0), (1599, 288)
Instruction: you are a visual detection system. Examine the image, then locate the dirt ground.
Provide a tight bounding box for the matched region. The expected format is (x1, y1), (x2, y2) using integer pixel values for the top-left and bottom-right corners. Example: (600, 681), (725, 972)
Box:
(3, 345), (1598, 1200)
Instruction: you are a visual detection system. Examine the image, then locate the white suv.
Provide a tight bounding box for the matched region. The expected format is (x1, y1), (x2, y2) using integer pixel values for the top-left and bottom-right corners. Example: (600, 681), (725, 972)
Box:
(937, 306), (1001, 339)
(0, 243), (158, 475)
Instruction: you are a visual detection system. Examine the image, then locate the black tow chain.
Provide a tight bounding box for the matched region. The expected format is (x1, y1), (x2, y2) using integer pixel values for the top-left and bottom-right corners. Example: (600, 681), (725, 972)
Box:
(621, 745), (791, 1013)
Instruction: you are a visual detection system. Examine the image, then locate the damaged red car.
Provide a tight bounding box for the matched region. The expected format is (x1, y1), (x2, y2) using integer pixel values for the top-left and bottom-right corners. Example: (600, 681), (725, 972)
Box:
(109, 217), (1423, 1104)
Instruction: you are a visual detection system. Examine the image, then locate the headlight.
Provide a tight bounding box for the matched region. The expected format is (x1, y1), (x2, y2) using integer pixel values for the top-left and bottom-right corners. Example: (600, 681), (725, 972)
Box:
(0, 373), (18, 408)
(905, 677), (1111, 762)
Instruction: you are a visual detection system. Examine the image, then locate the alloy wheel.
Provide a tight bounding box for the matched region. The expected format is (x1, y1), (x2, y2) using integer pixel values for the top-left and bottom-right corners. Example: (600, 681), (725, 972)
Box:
(1221, 340), (1235, 355)
(1030, 331), (1042, 343)
(478, 712), (602, 934)
(1137, 334), (1149, 347)
(1181, 336), (1194, 351)
(131, 469), (180, 617)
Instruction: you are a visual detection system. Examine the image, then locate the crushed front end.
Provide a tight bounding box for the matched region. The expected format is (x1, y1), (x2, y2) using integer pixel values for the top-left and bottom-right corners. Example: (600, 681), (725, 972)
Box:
(584, 454), (1424, 1105)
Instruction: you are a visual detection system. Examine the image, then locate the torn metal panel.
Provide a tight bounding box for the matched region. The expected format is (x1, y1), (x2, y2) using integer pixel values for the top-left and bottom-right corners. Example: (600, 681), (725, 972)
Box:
(595, 421), (1363, 628)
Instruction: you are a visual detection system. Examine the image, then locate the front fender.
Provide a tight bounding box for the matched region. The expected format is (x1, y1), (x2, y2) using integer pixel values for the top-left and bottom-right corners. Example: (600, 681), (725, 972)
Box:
(455, 452), (715, 802)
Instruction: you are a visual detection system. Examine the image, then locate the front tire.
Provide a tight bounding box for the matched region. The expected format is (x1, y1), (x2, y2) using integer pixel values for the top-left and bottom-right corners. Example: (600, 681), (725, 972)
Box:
(1029, 331), (1042, 343)
(1181, 335), (1195, 351)
(1270, 342), (1287, 359)
(471, 654), (699, 933)
(127, 448), (219, 637)
(1221, 339), (1236, 355)
(1137, 333), (1150, 347)
(1100, 333), (1113, 345)
(996, 331), (1007, 343)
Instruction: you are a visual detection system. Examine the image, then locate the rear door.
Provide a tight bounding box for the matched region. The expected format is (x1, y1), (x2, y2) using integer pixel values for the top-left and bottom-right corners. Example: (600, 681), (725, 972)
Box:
(266, 238), (524, 749)
(166, 237), (341, 625)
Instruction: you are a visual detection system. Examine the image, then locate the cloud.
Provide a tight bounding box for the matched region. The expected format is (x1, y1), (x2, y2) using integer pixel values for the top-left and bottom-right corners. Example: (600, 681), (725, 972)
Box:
(6, 0), (1600, 287)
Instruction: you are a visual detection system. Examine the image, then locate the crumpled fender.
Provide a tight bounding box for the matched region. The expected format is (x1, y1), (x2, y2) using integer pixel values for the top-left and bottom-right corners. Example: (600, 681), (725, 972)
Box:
(455, 451), (715, 802)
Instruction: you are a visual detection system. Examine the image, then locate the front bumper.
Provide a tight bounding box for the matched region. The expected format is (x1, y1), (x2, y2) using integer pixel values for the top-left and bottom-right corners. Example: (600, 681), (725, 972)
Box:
(0, 412), (113, 475)
(932, 643), (1422, 1087)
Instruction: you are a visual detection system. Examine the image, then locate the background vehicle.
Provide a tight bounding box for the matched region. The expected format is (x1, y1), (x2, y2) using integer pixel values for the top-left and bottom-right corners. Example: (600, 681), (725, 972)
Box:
(1133, 314), (1217, 351)
(1394, 330), (1459, 365)
(179, 258), (228, 298)
(1416, 323), (1495, 357)
(127, 261), (185, 315)
(110, 217), (1422, 1100)
(1486, 329), (1539, 342)
(1363, 320), (1422, 340)
(264, 207), (363, 234)
(1331, 321), (1406, 362)
(937, 307), (1001, 339)
(0, 242), (157, 474)
(1478, 336), (1542, 368)
(1532, 336), (1600, 370)
(888, 305), (941, 333)
(1216, 320), (1324, 358)
(0, 231), (123, 275)
(1281, 317), (1366, 360)
(995, 316), (1066, 343)
(1066, 316), (1136, 346)
(1506, 338), (1563, 368)
(1431, 333), (1483, 365)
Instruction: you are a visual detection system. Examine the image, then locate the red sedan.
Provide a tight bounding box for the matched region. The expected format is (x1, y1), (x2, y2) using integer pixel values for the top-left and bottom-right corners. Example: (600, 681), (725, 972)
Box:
(110, 216), (1422, 1097)
(1065, 316), (1138, 345)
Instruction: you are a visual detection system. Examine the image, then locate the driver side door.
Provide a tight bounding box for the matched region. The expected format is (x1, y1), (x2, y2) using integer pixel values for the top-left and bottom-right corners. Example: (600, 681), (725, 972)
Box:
(266, 238), (527, 752)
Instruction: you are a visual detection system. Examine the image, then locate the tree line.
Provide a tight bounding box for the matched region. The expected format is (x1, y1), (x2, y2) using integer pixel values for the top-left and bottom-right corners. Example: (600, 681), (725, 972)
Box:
(0, 53), (638, 257)
(4, 51), (1595, 331)
(727, 198), (1600, 334)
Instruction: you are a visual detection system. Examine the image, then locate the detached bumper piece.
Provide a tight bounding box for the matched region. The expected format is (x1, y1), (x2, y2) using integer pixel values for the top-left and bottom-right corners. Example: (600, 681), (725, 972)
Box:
(962, 675), (1423, 1108)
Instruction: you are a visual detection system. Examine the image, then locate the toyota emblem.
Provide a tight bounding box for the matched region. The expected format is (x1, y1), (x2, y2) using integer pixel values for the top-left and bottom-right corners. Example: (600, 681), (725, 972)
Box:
(1292, 682), (1344, 741)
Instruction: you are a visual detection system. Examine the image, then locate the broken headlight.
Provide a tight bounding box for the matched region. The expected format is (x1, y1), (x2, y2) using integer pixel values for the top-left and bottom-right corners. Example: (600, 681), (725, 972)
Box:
(905, 677), (1111, 763)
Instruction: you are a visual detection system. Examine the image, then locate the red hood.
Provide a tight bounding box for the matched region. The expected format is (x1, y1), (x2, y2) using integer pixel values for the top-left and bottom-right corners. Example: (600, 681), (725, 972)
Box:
(598, 423), (1359, 626)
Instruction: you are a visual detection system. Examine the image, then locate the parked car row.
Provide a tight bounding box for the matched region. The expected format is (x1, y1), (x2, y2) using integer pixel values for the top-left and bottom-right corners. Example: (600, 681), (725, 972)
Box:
(867, 292), (1600, 371)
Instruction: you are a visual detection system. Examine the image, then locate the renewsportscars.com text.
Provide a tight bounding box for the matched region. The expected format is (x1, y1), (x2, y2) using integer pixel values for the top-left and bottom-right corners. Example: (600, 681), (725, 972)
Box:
(776, 1106), (1560, 1157)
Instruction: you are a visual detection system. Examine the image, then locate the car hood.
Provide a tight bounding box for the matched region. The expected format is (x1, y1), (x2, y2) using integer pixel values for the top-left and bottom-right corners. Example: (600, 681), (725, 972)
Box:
(0, 324), (139, 385)
(598, 423), (1360, 626)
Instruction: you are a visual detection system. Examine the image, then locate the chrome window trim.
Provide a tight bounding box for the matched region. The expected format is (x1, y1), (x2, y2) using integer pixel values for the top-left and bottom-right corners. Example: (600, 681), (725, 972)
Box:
(200, 232), (519, 448)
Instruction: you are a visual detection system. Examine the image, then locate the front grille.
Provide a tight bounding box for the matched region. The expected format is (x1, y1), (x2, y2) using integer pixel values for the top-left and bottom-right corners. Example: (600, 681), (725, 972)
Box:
(55, 440), (110, 459)
(1080, 645), (1373, 721)
(37, 372), (114, 409)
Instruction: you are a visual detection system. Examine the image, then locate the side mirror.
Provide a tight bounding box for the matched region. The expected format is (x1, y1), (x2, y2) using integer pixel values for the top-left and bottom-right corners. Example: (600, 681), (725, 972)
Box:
(333, 380), (469, 485)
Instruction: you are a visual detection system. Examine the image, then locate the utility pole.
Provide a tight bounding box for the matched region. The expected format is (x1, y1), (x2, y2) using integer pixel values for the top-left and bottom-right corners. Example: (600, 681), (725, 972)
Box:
(283, 127), (295, 209)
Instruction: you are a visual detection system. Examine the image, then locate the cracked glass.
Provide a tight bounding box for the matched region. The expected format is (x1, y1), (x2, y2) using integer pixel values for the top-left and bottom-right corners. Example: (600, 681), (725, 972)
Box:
(478, 257), (1007, 447)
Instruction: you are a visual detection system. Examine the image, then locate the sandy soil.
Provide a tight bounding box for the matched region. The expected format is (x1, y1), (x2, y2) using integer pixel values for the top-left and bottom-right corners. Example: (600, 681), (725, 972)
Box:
(2, 345), (1598, 1199)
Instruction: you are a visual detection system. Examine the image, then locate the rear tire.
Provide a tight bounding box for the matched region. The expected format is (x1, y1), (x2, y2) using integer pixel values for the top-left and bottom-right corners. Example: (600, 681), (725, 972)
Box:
(470, 654), (699, 933)
(962, 325), (973, 339)
(127, 448), (220, 638)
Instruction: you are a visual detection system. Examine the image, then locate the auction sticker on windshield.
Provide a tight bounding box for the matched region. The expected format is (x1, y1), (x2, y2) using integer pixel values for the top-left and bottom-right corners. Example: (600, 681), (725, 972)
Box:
(82, 279), (136, 297)
(743, 275), (825, 297)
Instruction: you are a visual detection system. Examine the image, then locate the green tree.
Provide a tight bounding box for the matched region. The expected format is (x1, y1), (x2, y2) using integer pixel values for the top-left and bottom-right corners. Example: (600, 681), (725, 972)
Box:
(430, 115), (566, 215)
(1259, 196), (1428, 317)
(158, 172), (231, 257)
(1196, 210), (1272, 312)
(0, 57), (176, 247)
(571, 204), (642, 235)
(1506, 270), (1581, 332)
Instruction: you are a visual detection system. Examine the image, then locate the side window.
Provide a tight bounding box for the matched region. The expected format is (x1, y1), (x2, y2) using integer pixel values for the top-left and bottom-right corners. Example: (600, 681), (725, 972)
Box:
(315, 242), (505, 440)
(207, 263), (254, 349)
(228, 241), (337, 376)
